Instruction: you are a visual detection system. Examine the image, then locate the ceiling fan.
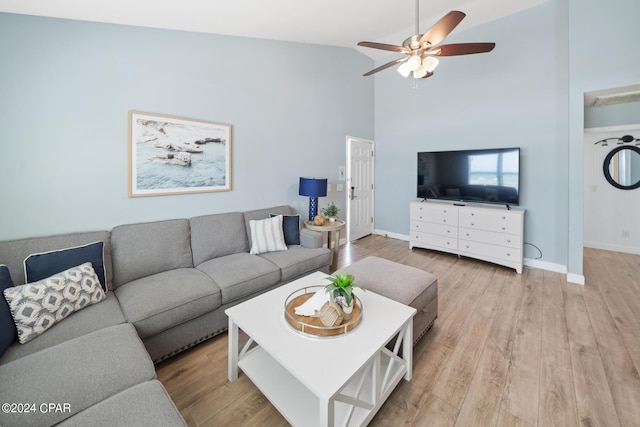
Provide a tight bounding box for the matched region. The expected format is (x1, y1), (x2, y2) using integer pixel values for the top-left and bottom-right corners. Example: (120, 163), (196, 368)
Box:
(358, 0), (496, 79)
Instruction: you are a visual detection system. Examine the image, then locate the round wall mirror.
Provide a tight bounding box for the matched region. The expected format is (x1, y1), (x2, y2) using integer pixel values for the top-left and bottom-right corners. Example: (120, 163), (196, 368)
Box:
(603, 145), (640, 189)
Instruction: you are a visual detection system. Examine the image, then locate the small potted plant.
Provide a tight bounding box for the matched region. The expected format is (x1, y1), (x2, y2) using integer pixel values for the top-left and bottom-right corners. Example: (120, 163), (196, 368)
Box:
(325, 273), (362, 319)
(322, 202), (340, 222)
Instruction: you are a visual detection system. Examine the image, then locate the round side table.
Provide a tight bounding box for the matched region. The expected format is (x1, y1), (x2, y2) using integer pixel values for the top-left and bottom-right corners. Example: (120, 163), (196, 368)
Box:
(303, 220), (346, 270)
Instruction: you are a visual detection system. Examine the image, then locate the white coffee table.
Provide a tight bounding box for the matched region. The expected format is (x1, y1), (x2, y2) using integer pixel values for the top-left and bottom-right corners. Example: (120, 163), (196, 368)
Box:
(226, 271), (416, 427)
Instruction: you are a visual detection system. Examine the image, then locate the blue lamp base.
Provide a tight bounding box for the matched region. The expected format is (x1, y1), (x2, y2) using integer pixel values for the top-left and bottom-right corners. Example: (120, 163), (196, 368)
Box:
(308, 197), (319, 222)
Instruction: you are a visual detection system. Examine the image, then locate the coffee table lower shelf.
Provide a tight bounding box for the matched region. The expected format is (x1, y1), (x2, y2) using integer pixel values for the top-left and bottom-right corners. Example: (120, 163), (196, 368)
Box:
(238, 345), (407, 427)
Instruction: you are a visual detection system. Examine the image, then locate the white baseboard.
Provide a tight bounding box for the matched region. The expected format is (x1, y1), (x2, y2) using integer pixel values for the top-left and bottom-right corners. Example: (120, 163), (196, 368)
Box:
(523, 258), (566, 274)
(566, 273), (586, 285)
(373, 229), (409, 241)
(584, 241), (640, 256)
(374, 228), (584, 285)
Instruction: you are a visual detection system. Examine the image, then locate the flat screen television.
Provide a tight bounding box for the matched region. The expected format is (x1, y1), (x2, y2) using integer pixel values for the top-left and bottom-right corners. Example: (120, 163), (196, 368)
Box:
(417, 147), (520, 206)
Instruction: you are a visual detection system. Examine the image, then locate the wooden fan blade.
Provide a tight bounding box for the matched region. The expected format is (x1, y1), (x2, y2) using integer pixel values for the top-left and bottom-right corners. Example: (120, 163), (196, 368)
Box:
(419, 11), (466, 47)
(363, 57), (408, 77)
(420, 71), (434, 79)
(433, 42), (496, 56)
(357, 41), (407, 53)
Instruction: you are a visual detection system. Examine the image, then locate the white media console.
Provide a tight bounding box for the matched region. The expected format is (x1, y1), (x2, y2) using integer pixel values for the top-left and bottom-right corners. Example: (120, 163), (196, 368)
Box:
(409, 200), (525, 274)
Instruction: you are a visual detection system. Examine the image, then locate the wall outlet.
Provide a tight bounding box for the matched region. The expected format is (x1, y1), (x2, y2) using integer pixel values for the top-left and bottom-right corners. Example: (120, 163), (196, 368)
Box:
(327, 183), (332, 192)
(336, 183), (344, 191)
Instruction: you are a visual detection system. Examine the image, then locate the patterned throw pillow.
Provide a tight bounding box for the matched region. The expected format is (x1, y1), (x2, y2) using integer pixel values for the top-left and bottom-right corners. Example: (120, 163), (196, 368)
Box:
(249, 215), (288, 255)
(3, 262), (106, 344)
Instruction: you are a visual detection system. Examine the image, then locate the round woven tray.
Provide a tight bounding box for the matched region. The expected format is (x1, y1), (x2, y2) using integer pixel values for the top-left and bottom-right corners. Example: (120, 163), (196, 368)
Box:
(284, 286), (362, 337)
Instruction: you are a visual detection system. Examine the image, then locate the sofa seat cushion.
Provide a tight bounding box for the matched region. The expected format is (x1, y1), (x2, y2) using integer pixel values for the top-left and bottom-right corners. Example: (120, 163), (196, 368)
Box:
(196, 253), (280, 305)
(58, 380), (186, 427)
(0, 292), (125, 365)
(115, 268), (221, 339)
(258, 245), (331, 281)
(0, 323), (155, 427)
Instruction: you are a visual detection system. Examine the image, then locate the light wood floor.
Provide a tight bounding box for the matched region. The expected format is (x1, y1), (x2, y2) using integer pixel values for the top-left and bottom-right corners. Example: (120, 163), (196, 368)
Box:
(156, 236), (640, 426)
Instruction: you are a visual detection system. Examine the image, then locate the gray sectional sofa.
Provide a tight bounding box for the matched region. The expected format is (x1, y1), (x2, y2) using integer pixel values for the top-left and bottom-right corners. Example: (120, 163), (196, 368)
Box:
(0, 205), (330, 427)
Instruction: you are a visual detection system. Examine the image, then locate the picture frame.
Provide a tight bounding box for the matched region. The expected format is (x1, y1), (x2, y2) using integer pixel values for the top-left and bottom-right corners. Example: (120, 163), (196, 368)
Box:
(128, 111), (232, 197)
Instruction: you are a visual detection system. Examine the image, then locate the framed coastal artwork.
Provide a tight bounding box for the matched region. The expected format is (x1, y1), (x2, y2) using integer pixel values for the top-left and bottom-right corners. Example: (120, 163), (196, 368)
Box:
(128, 111), (232, 197)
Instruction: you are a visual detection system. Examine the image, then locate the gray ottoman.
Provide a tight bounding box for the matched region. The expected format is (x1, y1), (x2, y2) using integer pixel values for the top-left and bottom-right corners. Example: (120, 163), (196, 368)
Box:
(335, 256), (438, 344)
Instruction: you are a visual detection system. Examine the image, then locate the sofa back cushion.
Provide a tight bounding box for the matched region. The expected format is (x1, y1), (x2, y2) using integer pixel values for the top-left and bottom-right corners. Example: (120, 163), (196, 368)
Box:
(111, 219), (192, 288)
(190, 212), (249, 266)
(0, 231), (112, 289)
(243, 205), (294, 247)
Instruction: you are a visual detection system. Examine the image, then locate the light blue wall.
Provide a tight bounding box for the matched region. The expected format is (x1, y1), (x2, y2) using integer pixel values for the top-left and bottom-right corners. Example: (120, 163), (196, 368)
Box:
(373, 2), (570, 266)
(0, 13), (374, 240)
(373, 0), (640, 276)
(567, 0), (640, 275)
(585, 101), (640, 128)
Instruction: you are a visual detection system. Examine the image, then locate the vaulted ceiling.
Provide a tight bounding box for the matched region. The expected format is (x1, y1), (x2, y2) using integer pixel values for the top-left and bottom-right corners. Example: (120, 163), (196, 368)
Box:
(0, 0), (548, 58)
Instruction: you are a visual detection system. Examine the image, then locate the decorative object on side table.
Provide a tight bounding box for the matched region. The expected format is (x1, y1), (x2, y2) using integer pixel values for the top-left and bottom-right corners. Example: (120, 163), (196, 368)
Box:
(321, 202), (340, 222)
(325, 273), (363, 321)
(313, 215), (326, 226)
(298, 177), (328, 222)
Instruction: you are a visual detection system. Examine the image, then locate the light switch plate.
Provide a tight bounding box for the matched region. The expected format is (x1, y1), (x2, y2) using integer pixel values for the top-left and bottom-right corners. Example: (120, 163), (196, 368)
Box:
(338, 166), (346, 181)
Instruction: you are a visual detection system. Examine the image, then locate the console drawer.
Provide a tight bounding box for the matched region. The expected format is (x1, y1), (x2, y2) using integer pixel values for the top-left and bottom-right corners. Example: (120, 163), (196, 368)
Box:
(459, 227), (520, 248)
(459, 208), (520, 234)
(411, 203), (458, 226)
(411, 231), (458, 251)
(410, 221), (458, 238)
(459, 239), (521, 262)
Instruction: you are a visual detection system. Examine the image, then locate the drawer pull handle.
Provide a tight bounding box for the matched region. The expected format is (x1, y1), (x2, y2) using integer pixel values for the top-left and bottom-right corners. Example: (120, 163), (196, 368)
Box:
(506, 253), (511, 257)
(466, 245), (469, 249)
(507, 239), (511, 243)
(466, 233), (470, 236)
(447, 230), (450, 233)
(443, 220), (447, 223)
(502, 227), (506, 230)
(502, 216), (506, 219)
(471, 223), (474, 226)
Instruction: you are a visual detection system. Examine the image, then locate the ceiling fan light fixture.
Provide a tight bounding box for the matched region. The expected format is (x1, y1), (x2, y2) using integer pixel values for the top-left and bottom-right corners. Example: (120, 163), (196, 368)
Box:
(397, 62), (411, 77)
(406, 55), (422, 71)
(418, 56), (439, 74)
(357, 3), (495, 78)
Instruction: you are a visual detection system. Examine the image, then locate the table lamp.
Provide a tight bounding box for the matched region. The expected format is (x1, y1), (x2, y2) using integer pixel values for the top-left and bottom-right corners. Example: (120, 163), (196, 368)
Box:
(298, 177), (328, 221)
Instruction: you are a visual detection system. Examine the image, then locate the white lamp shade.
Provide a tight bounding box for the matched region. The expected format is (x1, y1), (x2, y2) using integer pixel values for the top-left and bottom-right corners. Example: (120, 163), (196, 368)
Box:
(406, 55), (422, 71)
(413, 56), (439, 78)
(397, 62), (411, 77)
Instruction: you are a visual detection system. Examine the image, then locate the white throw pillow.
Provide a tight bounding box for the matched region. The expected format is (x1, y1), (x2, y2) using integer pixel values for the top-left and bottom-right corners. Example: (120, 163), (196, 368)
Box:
(249, 215), (288, 255)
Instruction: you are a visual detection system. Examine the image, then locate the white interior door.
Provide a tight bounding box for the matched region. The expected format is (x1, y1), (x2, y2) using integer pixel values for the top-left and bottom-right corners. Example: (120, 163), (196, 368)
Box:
(347, 136), (374, 241)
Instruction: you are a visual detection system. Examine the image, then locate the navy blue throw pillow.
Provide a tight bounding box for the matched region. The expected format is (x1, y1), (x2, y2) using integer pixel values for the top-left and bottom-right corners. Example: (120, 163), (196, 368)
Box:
(24, 241), (107, 291)
(270, 214), (301, 246)
(1, 265), (17, 356)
